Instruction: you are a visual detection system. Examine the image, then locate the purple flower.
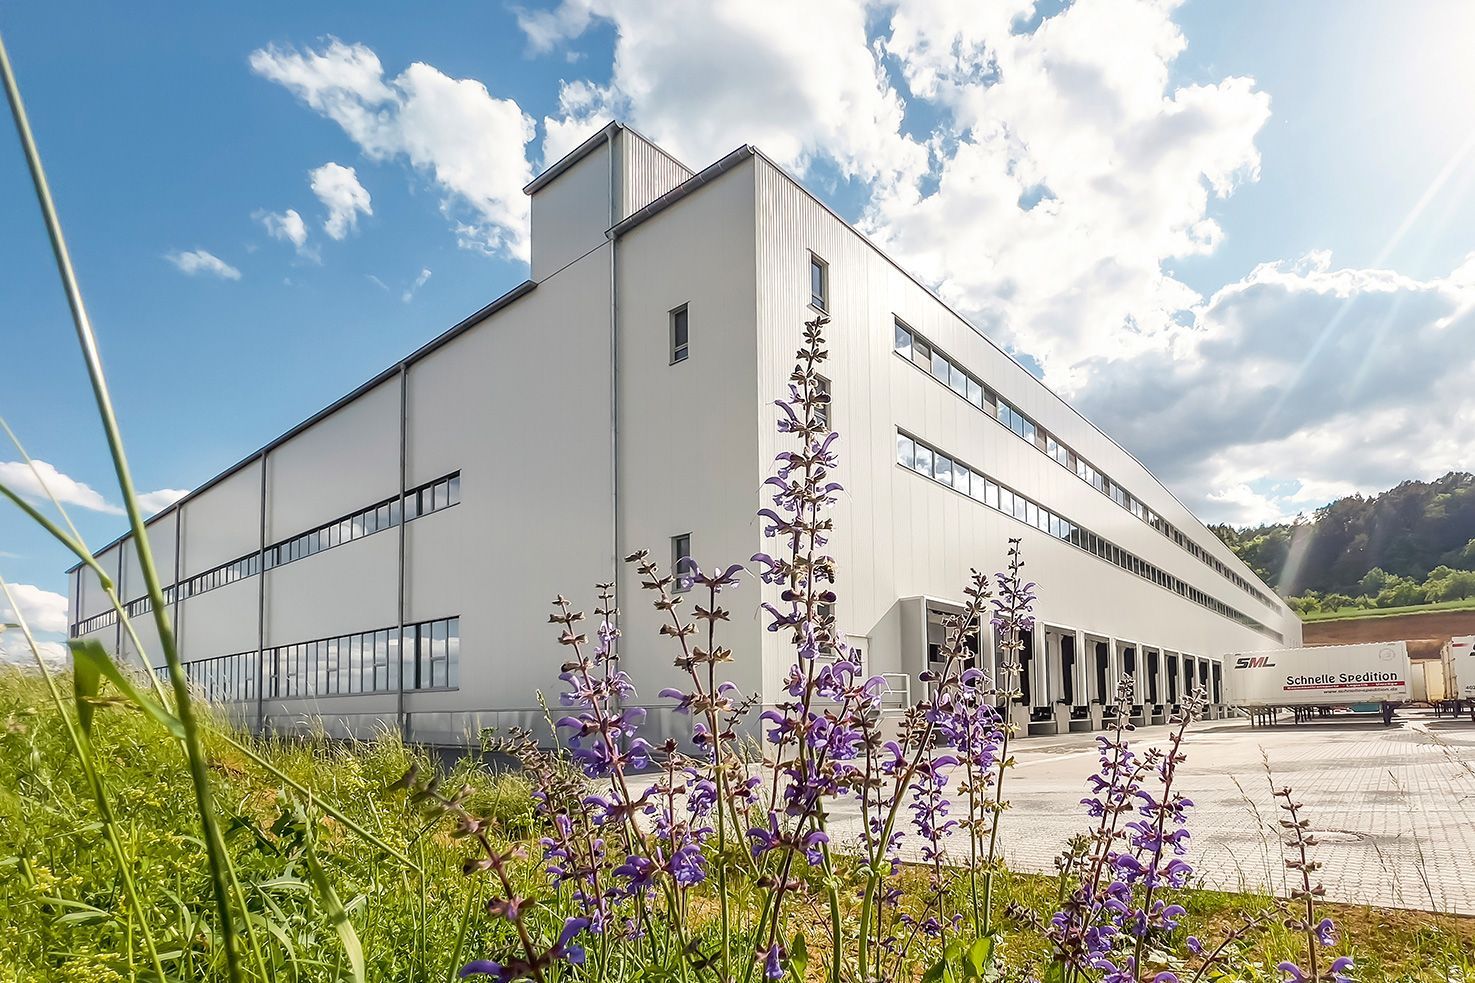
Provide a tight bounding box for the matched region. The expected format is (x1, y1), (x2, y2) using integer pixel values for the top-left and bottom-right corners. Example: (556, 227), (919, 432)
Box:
(762, 943), (785, 980)
(1315, 917), (1338, 946)
(1278, 962), (1309, 983)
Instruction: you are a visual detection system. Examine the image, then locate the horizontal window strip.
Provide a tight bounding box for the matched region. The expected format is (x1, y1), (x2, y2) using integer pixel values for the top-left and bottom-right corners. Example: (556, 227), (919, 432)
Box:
(71, 609), (118, 637)
(162, 615), (463, 706)
(264, 615), (460, 701)
(162, 650), (259, 704)
(895, 429), (1283, 643)
(70, 472), (461, 636)
(892, 320), (1280, 613)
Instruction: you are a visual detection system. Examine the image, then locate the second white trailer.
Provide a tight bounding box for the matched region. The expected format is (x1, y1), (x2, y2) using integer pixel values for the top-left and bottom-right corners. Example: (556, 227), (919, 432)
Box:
(1224, 642), (1411, 707)
(1442, 635), (1475, 702)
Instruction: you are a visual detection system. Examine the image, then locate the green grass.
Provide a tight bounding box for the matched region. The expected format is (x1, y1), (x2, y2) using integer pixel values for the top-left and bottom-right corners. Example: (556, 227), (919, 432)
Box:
(0, 666), (538, 981)
(2, 667), (1473, 981)
(1300, 596), (1475, 622)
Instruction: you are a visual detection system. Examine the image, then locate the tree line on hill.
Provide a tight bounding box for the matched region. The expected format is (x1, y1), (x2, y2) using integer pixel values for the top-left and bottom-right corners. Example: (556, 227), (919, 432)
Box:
(1210, 471), (1475, 616)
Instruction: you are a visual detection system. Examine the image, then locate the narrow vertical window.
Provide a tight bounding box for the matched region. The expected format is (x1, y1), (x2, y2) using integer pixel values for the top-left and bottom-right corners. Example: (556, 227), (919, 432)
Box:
(672, 533), (694, 592)
(893, 318), (912, 358)
(432, 619), (448, 688)
(814, 375), (831, 429)
(809, 253), (828, 311)
(670, 304), (689, 363)
(446, 617), (460, 688)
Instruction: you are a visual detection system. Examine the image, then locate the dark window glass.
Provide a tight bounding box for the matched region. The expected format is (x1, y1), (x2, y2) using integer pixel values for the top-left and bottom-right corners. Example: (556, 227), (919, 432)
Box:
(672, 533), (694, 592)
(671, 305), (690, 363)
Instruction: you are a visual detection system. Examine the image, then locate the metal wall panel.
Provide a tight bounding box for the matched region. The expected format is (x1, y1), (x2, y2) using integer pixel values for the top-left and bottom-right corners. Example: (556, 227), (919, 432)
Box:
(750, 155), (1299, 694)
(267, 381), (398, 542)
(616, 129), (693, 219)
(530, 143), (614, 282)
(613, 154), (765, 722)
(180, 459), (262, 580)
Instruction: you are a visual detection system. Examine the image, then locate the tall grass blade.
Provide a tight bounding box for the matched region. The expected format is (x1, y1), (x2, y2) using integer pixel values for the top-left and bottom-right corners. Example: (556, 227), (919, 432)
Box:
(304, 824), (367, 983)
(0, 575), (168, 980)
(0, 28), (245, 979)
(70, 638), (185, 741)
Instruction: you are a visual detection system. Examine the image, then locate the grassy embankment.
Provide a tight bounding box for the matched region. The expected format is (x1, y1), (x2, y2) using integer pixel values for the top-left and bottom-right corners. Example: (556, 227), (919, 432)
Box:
(1300, 597), (1475, 623)
(2, 667), (1474, 981)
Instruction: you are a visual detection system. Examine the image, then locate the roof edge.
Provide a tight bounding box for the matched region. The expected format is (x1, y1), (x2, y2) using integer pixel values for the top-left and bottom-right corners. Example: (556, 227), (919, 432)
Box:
(522, 121), (621, 195)
(608, 145), (754, 238)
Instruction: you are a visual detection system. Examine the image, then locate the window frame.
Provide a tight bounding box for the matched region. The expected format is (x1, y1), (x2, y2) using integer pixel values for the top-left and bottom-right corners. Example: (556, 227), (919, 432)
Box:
(809, 252), (829, 312)
(672, 533), (694, 592)
(669, 303), (690, 364)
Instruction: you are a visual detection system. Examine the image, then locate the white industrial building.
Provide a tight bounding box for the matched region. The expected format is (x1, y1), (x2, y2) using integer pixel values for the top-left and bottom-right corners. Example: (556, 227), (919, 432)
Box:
(67, 123), (1301, 745)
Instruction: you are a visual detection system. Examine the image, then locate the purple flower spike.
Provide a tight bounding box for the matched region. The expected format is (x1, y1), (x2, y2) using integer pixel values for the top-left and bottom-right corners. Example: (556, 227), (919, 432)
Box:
(1278, 962), (1309, 983)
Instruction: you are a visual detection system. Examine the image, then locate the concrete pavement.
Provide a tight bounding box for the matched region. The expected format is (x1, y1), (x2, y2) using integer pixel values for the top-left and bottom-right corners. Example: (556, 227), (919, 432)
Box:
(817, 709), (1475, 914)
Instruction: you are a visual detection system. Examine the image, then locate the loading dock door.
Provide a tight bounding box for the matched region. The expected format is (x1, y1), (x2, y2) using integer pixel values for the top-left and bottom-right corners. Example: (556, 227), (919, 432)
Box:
(1123, 647), (1138, 705)
(1017, 628), (1033, 705)
(1061, 634), (1076, 705)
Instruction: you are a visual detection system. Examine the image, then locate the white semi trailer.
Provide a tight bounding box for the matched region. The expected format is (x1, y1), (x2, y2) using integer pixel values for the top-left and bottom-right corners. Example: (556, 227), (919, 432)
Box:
(1442, 635), (1475, 712)
(1224, 642), (1411, 708)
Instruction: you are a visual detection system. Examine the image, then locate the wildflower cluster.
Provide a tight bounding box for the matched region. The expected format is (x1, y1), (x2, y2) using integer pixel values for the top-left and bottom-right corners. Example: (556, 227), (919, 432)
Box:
(389, 312), (1350, 983)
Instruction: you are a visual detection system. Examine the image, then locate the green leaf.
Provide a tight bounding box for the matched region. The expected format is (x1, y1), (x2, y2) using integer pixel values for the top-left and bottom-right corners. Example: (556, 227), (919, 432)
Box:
(923, 944), (967, 983)
(304, 831), (366, 983)
(964, 935), (996, 979)
(69, 639), (183, 740)
(1042, 956), (1068, 983)
(787, 932), (808, 982)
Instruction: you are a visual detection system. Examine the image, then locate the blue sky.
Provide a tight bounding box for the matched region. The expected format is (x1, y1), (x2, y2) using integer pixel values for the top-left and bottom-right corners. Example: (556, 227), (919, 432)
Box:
(3, 0), (1475, 651)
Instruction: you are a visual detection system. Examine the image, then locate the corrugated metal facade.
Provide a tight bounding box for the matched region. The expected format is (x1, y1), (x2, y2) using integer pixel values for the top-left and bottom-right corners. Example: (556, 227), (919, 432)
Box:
(615, 129), (693, 219)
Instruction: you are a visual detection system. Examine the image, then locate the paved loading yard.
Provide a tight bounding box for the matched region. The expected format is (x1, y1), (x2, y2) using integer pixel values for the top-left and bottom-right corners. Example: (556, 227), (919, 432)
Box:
(818, 710), (1475, 914)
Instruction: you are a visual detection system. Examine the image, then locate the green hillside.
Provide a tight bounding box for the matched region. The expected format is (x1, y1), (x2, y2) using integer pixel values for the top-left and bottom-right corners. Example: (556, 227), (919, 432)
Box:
(1211, 472), (1475, 616)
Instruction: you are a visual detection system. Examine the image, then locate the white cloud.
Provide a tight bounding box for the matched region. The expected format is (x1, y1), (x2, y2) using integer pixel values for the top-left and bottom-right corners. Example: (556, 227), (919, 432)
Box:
(138, 488), (189, 514)
(402, 267), (432, 303)
(309, 162), (373, 239)
(0, 633), (68, 669)
(865, 0), (1270, 375)
(256, 208), (310, 251)
(0, 583), (69, 635)
(491, 0), (1471, 525)
(1072, 253), (1475, 522)
(0, 460), (186, 519)
(165, 249), (241, 280)
(541, 79), (619, 168)
(0, 459), (121, 514)
(250, 38), (535, 260)
(522, 0), (928, 192)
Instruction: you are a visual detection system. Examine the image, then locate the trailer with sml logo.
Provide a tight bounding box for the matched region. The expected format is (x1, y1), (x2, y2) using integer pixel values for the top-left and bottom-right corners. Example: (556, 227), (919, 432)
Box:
(1224, 642), (1411, 726)
(1440, 635), (1475, 720)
